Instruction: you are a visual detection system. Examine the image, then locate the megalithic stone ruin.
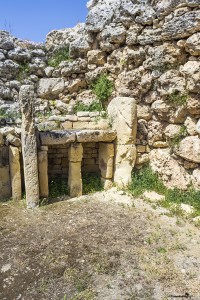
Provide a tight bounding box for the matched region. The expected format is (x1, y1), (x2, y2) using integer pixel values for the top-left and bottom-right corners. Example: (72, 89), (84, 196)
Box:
(19, 85), (39, 208)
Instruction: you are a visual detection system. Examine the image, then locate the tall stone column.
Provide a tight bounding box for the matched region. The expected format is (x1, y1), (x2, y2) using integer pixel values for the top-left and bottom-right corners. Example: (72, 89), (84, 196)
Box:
(108, 97), (137, 187)
(0, 146), (11, 200)
(68, 143), (83, 197)
(9, 146), (22, 200)
(38, 146), (48, 198)
(19, 85), (39, 208)
(99, 142), (114, 189)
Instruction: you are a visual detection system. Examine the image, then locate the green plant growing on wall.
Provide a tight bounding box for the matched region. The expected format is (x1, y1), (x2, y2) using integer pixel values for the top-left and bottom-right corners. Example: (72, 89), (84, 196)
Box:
(92, 74), (113, 108)
(167, 91), (188, 106)
(48, 47), (71, 68)
(49, 179), (69, 198)
(82, 173), (103, 194)
(17, 62), (31, 81)
(169, 125), (188, 149)
(74, 100), (102, 113)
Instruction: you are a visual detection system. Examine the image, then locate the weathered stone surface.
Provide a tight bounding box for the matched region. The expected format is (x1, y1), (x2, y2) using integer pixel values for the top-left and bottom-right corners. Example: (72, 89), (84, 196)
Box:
(184, 116), (197, 136)
(0, 31), (14, 50)
(108, 97), (137, 144)
(187, 94), (200, 115)
(68, 143), (83, 162)
(0, 132), (4, 146)
(114, 144), (137, 187)
(61, 58), (87, 76)
(162, 11), (200, 40)
(6, 134), (21, 147)
(38, 150), (48, 198)
(137, 104), (152, 121)
(20, 85), (39, 208)
(192, 168), (200, 189)
(40, 131), (76, 146)
(150, 149), (191, 190)
(68, 161), (82, 197)
(180, 61), (200, 93)
(164, 124), (181, 139)
(37, 78), (65, 99)
(175, 136), (200, 163)
(99, 143), (114, 179)
(0, 166), (11, 200)
(76, 130), (116, 143)
(185, 32), (200, 56)
(87, 50), (107, 65)
(9, 146), (22, 200)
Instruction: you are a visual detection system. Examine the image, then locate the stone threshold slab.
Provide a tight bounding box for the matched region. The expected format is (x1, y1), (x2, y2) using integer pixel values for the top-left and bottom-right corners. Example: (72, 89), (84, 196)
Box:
(39, 130), (116, 145)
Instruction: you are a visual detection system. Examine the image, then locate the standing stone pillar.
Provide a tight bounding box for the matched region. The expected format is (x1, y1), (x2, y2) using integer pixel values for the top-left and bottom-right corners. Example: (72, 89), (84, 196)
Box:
(68, 143), (83, 197)
(0, 146), (11, 200)
(38, 146), (48, 198)
(9, 146), (22, 200)
(99, 143), (114, 189)
(108, 97), (137, 187)
(19, 85), (39, 208)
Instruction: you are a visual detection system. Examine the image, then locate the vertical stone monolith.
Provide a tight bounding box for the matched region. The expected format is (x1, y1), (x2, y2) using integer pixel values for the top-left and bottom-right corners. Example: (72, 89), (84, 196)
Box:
(108, 97), (137, 187)
(0, 146), (11, 200)
(38, 146), (49, 198)
(20, 85), (39, 208)
(68, 143), (83, 197)
(99, 142), (114, 189)
(9, 146), (22, 200)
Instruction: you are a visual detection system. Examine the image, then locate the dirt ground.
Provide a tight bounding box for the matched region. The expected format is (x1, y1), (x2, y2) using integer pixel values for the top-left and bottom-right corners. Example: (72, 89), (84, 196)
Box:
(0, 189), (200, 300)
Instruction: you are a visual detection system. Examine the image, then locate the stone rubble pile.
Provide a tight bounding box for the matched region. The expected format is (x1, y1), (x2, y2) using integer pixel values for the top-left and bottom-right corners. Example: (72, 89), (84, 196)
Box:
(0, 0), (200, 201)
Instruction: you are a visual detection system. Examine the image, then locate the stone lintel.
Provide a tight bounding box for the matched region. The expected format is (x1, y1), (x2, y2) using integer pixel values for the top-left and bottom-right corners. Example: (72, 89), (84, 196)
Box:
(76, 130), (116, 143)
(40, 131), (76, 146)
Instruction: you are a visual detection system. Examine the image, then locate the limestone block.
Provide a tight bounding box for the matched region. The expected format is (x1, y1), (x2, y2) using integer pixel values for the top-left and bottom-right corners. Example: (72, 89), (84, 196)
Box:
(0, 166), (11, 200)
(9, 146), (22, 200)
(6, 134), (21, 147)
(68, 162), (82, 197)
(185, 32), (200, 56)
(87, 50), (107, 65)
(101, 178), (113, 190)
(175, 136), (200, 163)
(99, 143), (114, 179)
(38, 78), (65, 99)
(61, 121), (73, 130)
(114, 144), (137, 187)
(40, 131), (76, 146)
(107, 97), (137, 144)
(68, 143), (83, 162)
(38, 150), (48, 198)
(0, 132), (4, 145)
(76, 130), (116, 143)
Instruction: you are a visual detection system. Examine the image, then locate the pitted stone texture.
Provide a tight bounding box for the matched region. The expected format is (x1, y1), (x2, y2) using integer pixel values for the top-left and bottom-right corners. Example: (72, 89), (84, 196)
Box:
(99, 143), (114, 179)
(150, 149), (191, 190)
(38, 150), (49, 198)
(68, 143), (83, 162)
(38, 78), (65, 99)
(108, 97), (137, 144)
(40, 131), (76, 146)
(0, 31), (14, 50)
(9, 146), (22, 200)
(180, 61), (200, 93)
(185, 32), (200, 56)
(76, 130), (116, 143)
(175, 136), (200, 163)
(68, 161), (82, 198)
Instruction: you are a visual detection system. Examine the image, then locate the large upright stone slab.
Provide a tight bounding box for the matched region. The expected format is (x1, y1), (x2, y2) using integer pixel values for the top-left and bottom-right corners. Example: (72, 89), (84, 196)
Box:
(9, 146), (22, 200)
(0, 146), (11, 200)
(108, 97), (137, 187)
(38, 147), (48, 198)
(68, 143), (83, 197)
(20, 85), (39, 208)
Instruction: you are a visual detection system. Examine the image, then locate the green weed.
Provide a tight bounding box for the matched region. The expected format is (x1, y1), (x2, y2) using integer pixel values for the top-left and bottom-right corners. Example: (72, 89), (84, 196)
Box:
(74, 100), (102, 113)
(49, 179), (69, 198)
(17, 62), (30, 81)
(82, 173), (103, 194)
(91, 74), (113, 107)
(48, 47), (71, 68)
(169, 125), (187, 149)
(167, 91), (188, 106)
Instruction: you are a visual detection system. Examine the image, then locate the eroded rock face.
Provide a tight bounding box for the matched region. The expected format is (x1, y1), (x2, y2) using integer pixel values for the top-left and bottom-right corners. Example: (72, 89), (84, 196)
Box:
(175, 136), (200, 163)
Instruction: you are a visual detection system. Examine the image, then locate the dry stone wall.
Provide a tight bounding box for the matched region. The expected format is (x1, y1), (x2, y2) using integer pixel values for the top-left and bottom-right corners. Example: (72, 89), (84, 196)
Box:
(0, 0), (200, 197)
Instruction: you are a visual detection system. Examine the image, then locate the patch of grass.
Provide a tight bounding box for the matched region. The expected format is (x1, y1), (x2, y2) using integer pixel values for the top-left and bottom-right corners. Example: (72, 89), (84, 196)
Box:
(82, 173), (103, 195)
(167, 91), (188, 106)
(129, 165), (166, 197)
(17, 62), (30, 81)
(169, 125), (187, 148)
(49, 179), (69, 198)
(91, 74), (113, 107)
(129, 165), (200, 215)
(48, 47), (71, 68)
(74, 100), (102, 113)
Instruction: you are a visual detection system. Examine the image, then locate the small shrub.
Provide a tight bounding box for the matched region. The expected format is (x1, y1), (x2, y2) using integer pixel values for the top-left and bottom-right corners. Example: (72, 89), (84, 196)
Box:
(169, 125), (187, 148)
(74, 100), (102, 113)
(48, 47), (71, 68)
(167, 91), (188, 106)
(92, 74), (113, 106)
(49, 179), (69, 198)
(82, 173), (103, 194)
(17, 62), (30, 81)
(129, 165), (166, 197)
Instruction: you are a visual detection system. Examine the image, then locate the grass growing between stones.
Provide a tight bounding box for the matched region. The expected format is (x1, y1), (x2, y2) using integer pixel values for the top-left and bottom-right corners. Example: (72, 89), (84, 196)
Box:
(129, 165), (200, 215)
(91, 74), (113, 107)
(82, 173), (103, 195)
(74, 100), (102, 113)
(167, 91), (188, 106)
(49, 179), (69, 199)
(48, 47), (71, 68)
